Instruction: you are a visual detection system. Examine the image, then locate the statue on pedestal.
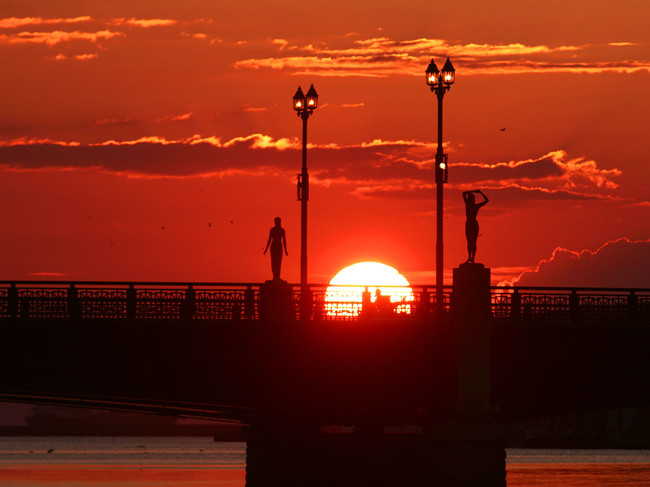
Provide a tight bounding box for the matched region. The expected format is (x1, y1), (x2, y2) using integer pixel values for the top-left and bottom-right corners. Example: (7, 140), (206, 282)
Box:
(263, 217), (288, 281)
(462, 190), (489, 265)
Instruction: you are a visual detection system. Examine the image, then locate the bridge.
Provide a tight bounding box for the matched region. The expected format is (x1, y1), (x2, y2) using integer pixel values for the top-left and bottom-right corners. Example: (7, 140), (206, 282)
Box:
(1, 269), (649, 486)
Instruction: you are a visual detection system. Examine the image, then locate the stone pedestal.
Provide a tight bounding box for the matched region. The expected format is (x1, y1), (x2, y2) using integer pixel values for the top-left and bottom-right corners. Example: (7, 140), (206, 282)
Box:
(258, 280), (294, 320)
(453, 263), (491, 322)
(452, 263), (493, 420)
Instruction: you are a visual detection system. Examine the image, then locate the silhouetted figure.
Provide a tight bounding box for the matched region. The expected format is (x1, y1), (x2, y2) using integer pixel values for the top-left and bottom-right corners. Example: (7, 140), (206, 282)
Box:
(374, 289), (394, 314)
(263, 217), (288, 281)
(463, 190), (489, 264)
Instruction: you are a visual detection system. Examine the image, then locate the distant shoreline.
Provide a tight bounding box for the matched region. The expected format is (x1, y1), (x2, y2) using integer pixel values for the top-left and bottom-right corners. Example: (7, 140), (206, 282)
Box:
(2, 427), (650, 449)
(0, 425), (243, 440)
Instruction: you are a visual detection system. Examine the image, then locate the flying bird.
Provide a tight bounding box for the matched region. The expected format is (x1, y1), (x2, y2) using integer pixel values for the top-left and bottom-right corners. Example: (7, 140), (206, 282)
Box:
(499, 127), (506, 132)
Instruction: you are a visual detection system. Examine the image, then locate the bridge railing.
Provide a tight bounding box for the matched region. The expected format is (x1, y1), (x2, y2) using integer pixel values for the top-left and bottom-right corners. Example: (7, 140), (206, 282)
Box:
(0, 281), (647, 325)
(491, 287), (650, 326)
(0, 281), (455, 322)
(0, 282), (260, 321)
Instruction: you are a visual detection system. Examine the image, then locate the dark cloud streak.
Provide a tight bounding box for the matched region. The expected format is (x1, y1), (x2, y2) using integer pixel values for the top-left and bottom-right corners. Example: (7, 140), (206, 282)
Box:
(0, 137), (622, 204)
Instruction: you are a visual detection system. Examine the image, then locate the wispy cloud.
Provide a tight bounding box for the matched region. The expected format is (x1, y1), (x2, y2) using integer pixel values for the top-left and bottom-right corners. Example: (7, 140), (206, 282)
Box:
(75, 53), (98, 61)
(235, 36), (650, 77)
(320, 102), (365, 109)
(112, 18), (177, 28)
(453, 151), (622, 196)
(152, 112), (192, 122)
(0, 29), (123, 45)
(0, 137), (80, 147)
(54, 52), (98, 61)
(29, 271), (69, 277)
(89, 117), (132, 127)
(89, 112), (192, 127)
(272, 38), (289, 49)
(0, 16), (92, 28)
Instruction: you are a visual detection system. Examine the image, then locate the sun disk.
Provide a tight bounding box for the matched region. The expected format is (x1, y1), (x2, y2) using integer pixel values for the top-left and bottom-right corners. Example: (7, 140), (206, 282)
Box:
(325, 262), (414, 318)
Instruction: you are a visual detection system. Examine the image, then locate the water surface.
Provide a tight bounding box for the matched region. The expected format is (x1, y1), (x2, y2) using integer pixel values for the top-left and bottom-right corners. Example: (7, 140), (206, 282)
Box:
(2, 437), (650, 486)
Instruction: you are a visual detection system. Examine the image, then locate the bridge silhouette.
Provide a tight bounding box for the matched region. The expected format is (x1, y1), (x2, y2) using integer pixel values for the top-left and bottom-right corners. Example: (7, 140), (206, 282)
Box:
(1, 272), (649, 486)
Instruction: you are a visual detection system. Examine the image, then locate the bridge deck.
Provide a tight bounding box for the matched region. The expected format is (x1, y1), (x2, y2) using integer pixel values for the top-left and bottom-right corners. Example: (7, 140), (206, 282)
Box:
(2, 281), (650, 425)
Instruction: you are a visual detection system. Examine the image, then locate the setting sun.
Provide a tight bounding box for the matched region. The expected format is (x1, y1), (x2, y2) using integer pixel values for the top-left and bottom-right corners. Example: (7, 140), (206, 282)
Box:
(324, 262), (414, 318)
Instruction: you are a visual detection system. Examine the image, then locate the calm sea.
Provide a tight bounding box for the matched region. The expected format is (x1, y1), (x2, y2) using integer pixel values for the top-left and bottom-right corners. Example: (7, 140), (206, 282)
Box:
(2, 437), (650, 486)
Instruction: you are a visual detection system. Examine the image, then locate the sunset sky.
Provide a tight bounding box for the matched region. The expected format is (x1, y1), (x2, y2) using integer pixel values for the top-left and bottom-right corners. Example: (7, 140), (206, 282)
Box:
(1, 0), (649, 287)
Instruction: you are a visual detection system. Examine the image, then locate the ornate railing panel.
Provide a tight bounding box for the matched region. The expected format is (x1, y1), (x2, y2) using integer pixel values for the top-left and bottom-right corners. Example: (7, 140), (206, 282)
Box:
(194, 287), (256, 320)
(135, 288), (186, 319)
(639, 294), (650, 318)
(523, 292), (571, 325)
(79, 288), (127, 319)
(18, 287), (69, 319)
(579, 293), (628, 325)
(491, 291), (512, 320)
(0, 287), (9, 318)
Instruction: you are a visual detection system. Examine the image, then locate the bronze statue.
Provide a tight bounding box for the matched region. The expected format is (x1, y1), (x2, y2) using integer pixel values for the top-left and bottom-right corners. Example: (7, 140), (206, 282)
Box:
(263, 217), (288, 281)
(462, 190), (489, 264)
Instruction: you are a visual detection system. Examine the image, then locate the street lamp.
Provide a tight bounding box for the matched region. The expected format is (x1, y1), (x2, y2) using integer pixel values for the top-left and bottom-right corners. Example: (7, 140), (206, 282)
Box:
(426, 57), (455, 316)
(293, 83), (318, 319)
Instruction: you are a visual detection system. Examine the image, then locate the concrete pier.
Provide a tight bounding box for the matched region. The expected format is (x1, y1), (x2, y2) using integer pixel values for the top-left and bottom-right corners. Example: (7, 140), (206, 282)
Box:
(246, 424), (505, 486)
(245, 264), (505, 486)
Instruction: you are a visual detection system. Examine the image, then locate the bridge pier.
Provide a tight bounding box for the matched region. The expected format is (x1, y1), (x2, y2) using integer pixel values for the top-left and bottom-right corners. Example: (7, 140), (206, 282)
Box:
(245, 263), (505, 486)
(246, 424), (505, 486)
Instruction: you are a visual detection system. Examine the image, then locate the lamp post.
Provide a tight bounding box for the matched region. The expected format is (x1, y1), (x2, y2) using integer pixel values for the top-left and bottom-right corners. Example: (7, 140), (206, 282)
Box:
(293, 84), (318, 319)
(426, 57), (455, 316)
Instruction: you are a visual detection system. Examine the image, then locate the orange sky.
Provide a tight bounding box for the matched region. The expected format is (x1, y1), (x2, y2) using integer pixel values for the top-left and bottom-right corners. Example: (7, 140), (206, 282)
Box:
(0, 0), (649, 286)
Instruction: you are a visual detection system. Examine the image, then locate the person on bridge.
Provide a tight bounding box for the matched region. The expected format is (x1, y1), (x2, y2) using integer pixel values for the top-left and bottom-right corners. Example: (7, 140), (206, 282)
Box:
(263, 217), (288, 281)
(462, 190), (489, 264)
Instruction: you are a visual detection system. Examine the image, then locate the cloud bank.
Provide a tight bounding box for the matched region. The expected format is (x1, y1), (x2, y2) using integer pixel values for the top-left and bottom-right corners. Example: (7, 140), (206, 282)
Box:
(503, 238), (650, 288)
(0, 135), (623, 205)
(235, 36), (650, 77)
